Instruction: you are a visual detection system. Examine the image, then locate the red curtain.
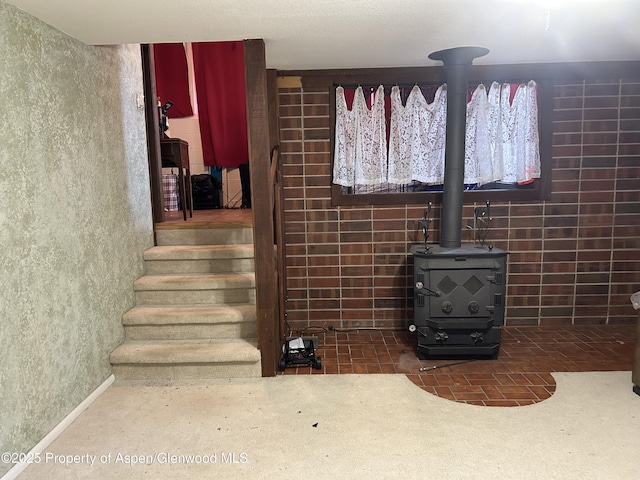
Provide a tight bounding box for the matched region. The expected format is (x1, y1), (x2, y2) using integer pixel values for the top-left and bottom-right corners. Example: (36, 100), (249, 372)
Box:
(192, 41), (249, 168)
(152, 43), (194, 118)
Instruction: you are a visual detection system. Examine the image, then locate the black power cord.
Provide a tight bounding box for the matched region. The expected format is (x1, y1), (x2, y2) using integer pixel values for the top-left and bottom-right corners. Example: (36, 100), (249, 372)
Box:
(287, 325), (404, 336)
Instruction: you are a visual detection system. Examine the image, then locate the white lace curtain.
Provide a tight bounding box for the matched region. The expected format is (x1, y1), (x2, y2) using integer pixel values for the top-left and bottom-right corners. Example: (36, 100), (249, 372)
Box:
(333, 85), (388, 188)
(333, 81), (541, 189)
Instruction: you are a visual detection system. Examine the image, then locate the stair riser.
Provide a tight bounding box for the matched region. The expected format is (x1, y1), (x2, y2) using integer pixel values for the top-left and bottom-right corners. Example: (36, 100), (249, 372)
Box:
(124, 324), (257, 341)
(156, 228), (253, 246)
(135, 289), (256, 305)
(123, 305), (257, 326)
(145, 259), (255, 274)
(134, 274), (255, 291)
(113, 362), (262, 382)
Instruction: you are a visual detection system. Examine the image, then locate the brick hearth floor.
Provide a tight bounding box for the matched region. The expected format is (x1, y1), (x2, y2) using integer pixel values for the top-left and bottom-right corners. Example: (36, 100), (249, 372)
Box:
(281, 325), (637, 407)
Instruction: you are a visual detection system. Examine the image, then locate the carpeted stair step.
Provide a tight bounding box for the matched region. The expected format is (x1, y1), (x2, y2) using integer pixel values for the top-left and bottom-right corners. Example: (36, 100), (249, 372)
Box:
(123, 304), (257, 340)
(144, 244), (254, 274)
(155, 227), (253, 246)
(110, 339), (262, 383)
(134, 273), (256, 305)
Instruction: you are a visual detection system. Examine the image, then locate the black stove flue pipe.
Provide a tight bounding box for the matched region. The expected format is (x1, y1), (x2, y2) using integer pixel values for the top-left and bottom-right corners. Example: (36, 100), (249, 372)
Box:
(428, 46), (489, 249)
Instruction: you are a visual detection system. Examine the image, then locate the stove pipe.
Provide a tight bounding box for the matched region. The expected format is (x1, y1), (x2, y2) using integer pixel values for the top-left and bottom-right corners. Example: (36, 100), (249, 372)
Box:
(428, 46), (489, 249)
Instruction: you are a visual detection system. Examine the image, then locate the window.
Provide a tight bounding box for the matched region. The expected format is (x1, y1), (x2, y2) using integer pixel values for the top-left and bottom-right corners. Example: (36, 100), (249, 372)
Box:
(323, 66), (553, 206)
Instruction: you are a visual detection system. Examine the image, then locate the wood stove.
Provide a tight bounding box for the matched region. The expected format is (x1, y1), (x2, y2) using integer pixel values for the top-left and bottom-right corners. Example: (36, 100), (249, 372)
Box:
(410, 46), (508, 358)
(411, 244), (507, 357)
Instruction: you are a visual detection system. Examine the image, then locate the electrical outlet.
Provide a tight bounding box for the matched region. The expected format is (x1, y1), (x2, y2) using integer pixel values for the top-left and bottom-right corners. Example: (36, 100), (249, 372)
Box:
(135, 92), (145, 110)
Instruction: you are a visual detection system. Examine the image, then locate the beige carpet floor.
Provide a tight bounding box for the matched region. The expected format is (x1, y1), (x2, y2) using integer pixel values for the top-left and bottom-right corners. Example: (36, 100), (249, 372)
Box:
(16, 372), (640, 480)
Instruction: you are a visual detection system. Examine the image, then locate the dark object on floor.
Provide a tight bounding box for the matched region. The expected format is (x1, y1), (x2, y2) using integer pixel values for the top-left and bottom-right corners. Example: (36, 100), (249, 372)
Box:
(278, 337), (321, 371)
(191, 174), (221, 210)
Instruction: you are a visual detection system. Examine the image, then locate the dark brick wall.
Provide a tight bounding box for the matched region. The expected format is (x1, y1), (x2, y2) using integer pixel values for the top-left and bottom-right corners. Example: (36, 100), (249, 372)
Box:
(277, 76), (640, 331)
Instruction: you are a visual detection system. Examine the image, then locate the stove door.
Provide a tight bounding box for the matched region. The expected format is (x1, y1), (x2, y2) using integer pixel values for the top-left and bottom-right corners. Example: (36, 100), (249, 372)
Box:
(429, 268), (493, 318)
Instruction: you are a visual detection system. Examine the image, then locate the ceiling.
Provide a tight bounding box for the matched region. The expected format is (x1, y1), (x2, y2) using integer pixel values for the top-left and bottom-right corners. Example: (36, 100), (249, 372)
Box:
(7, 0), (640, 70)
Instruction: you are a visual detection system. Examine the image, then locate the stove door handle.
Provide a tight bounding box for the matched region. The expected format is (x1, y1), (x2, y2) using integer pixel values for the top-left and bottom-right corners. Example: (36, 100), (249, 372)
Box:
(415, 281), (440, 297)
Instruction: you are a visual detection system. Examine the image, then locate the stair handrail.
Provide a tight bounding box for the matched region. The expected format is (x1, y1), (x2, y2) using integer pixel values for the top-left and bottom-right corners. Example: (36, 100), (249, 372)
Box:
(270, 145), (287, 342)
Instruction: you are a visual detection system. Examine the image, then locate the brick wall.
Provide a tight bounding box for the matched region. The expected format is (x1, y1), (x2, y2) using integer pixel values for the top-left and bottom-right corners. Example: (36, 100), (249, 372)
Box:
(277, 75), (640, 331)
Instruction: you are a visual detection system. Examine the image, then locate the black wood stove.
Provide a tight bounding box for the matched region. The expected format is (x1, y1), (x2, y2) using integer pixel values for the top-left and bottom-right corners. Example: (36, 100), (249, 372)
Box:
(410, 46), (508, 358)
(411, 243), (507, 357)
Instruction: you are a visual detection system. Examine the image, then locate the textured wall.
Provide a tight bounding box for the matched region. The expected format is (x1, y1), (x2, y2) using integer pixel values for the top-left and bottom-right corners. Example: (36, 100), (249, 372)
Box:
(277, 75), (640, 330)
(0, 2), (153, 475)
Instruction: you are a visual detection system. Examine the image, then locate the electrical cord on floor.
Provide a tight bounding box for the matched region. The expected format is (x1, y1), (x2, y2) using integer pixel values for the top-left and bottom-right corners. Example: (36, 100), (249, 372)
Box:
(330, 326), (402, 332)
(287, 325), (405, 335)
(299, 326), (329, 333)
(284, 325), (327, 337)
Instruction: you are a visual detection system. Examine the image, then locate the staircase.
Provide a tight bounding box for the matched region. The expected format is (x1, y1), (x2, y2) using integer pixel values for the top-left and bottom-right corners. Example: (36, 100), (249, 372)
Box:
(110, 225), (261, 384)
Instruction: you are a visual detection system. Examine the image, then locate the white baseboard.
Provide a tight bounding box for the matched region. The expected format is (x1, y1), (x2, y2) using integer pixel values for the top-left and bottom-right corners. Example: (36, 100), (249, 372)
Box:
(2, 374), (114, 480)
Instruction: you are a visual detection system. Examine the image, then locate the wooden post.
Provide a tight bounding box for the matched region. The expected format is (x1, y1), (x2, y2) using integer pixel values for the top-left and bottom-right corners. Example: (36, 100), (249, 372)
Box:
(244, 39), (279, 376)
(266, 69), (280, 149)
(140, 44), (165, 225)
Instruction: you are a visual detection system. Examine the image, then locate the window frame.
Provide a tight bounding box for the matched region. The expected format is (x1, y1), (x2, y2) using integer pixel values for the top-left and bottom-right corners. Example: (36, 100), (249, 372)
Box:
(327, 66), (553, 206)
